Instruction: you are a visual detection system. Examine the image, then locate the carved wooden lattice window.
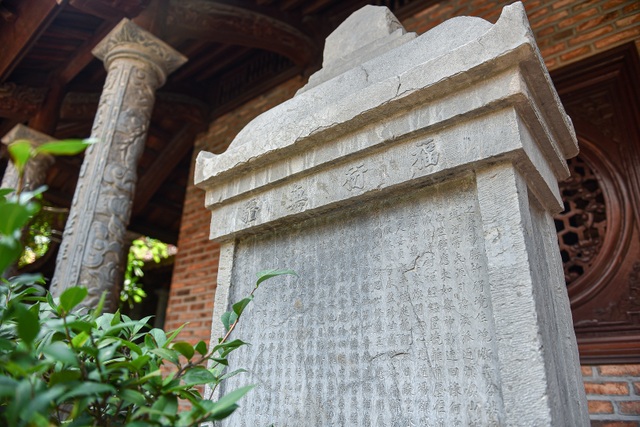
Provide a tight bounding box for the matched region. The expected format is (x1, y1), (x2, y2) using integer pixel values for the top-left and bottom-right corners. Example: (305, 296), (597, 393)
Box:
(550, 43), (640, 363)
(555, 156), (607, 286)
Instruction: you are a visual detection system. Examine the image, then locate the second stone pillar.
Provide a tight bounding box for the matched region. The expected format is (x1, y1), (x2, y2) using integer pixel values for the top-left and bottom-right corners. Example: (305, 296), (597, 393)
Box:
(51, 19), (186, 310)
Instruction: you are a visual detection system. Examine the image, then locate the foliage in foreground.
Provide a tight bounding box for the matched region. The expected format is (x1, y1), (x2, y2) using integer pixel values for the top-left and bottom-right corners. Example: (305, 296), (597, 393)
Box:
(0, 137), (297, 425)
(0, 269), (293, 426)
(121, 237), (171, 309)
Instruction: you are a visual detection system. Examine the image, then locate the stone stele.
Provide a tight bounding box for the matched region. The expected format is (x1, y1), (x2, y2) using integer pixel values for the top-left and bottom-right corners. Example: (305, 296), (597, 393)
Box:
(195, 3), (589, 425)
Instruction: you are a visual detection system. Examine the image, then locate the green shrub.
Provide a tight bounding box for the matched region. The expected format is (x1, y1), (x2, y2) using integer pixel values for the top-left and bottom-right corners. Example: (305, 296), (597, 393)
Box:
(0, 270), (293, 426)
(0, 137), (296, 425)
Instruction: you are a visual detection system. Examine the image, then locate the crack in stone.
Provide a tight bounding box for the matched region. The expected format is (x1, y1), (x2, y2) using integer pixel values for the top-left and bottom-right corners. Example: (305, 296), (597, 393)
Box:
(361, 65), (370, 83)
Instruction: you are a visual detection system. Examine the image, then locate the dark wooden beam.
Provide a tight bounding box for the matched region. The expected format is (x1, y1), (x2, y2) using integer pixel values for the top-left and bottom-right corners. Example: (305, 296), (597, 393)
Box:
(43, 188), (72, 208)
(58, 21), (115, 85)
(167, 0), (318, 67)
(129, 219), (178, 245)
(0, 119), (18, 141)
(0, 0), (63, 82)
(133, 0), (169, 39)
(28, 79), (65, 134)
(0, 83), (46, 120)
(0, 2), (16, 22)
(68, 0), (149, 21)
(133, 124), (197, 216)
(59, 91), (209, 124)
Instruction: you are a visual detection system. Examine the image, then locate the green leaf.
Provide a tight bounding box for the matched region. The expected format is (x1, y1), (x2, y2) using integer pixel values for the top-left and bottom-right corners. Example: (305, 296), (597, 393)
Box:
(172, 341), (194, 360)
(23, 384), (65, 423)
(218, 368), (247, 382)
(0, 338), (14, 352)
(16, 305), (39, 345)
(0, 235), (22, 275)
(131, 354), (151, 370)
(0, 201), (37, 235)
(17, 185), (46, 202)
(103, 320), (143, 336)
(232, 296), (254, 317)
(0, 188), (13, 201)
(91, 292), (107, 320)
(98, 342), (119, 361)
(64, 319), (94, 333)
(210, 357), (228, 366)
(256, 269), (297, 287)
(42, 341), (78, 365)
(144, 333), (156, 349)
(49, 370), (81, 386)
(58, 382), (115, 401)
(132, 315), (153, 335)
(208, 385), (255, 420)
(120, 388), (146, 406)
(0, 376), (18, 397)
(182, 366), (216, 385)
(150, 348), (180, 365)
(151, 394), (178, 416)
(118, 337), (142, 355)
(150, 328), (168, 347)
(110, 309), (122, 326)
(164, 323), (186, 347)
(34, 139), (93, 156)
(221, 311), (232, 331)
(212, 339), (247, 356)
(46, 291), (58, 311)
(136, 369), (162, 384)
(194, 340), (207, 356)
(59, 286), (88, 313)
(71, 331), (89, 348)
(7, 273), (45, 287)
(7, 140), (32, 172)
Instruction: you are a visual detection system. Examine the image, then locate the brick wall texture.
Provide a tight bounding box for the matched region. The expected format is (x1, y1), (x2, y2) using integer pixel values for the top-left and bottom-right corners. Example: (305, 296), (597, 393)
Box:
(164, 0), (640, 421)
(583, 364), (640, 426)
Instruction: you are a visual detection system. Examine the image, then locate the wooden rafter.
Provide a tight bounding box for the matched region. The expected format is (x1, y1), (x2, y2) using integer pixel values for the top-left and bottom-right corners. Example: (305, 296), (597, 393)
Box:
(0, 0), (64, 81)
(133, 124), (198, 216)
(167, 0), (319, 67)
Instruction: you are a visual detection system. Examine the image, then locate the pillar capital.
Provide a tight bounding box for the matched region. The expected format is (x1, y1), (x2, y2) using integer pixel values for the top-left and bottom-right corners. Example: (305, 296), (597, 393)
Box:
(92, 19), (187, 85)
(1, 125), (56, 191)
(2, 123), (56, 147)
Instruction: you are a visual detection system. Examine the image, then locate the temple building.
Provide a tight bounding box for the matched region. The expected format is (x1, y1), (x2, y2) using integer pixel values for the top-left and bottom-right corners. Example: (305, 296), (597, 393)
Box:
(0, 0), (638, 423)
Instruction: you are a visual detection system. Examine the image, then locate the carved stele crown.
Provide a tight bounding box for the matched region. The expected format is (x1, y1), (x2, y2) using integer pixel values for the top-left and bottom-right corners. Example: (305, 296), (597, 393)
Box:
(92, 19), (187, 85)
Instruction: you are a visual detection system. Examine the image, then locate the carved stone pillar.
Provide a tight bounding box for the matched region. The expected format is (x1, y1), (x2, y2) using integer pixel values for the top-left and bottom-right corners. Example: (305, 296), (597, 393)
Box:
(1, 124), (55, 192)
(1, 125), (56, 279)
(50, 19), (186, 310)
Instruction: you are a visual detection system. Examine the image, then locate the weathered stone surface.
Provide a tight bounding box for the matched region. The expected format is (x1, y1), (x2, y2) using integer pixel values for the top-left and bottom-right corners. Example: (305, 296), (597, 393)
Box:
(50, 20), (186, 311)
(1, 124), (55, 192)
(197, 3), (588, 425)
(323, 4), (404, 67)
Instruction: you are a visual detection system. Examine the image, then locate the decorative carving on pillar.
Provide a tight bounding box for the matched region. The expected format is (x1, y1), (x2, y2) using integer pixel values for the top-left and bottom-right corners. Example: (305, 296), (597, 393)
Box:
(1, 124), (55, 191)
(50, 19), (186, 311)
(92, 19), (187, 82)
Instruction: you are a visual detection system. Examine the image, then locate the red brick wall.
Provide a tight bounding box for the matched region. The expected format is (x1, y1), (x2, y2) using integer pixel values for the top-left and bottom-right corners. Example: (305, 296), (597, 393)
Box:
(402, 0), (639, 71)
(164, 76), (306, 343)
(166, 0), (640, 419)
(583, 364), (640, 426)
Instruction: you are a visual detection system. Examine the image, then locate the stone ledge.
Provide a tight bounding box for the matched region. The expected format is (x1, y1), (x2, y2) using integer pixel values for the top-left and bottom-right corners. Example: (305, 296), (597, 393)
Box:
(205, 106), (562, 241)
